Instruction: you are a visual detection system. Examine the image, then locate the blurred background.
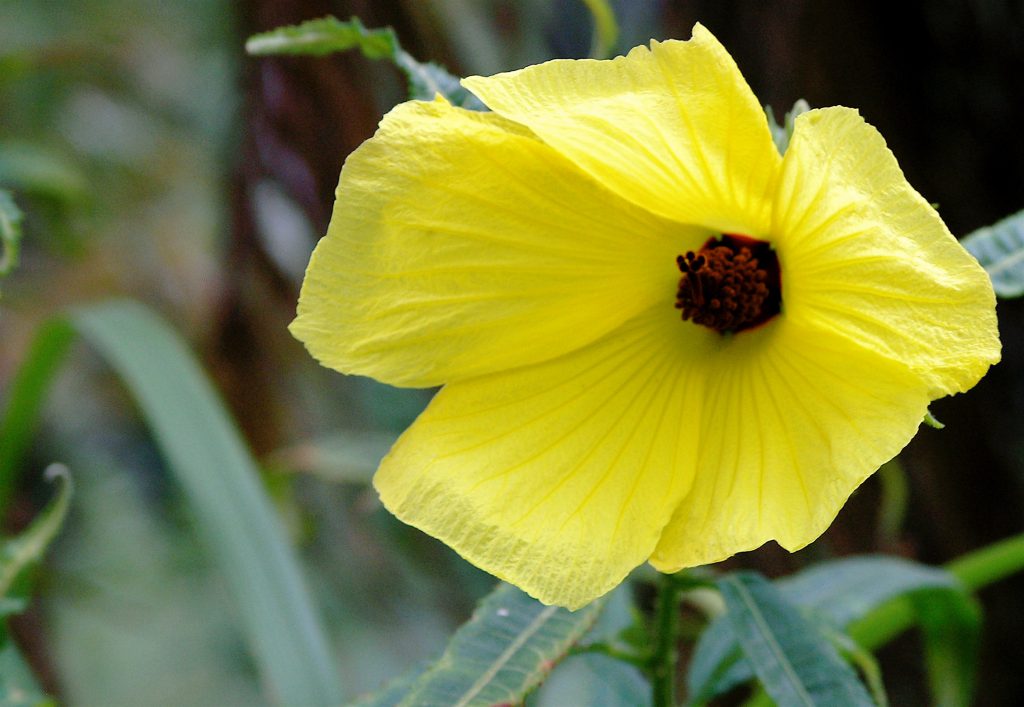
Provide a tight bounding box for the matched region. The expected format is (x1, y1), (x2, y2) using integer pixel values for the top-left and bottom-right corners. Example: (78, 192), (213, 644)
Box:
(1, 0), (1023, 704)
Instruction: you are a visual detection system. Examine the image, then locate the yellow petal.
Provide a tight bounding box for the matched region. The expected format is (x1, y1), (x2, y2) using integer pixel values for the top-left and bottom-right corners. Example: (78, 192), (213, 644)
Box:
(774, 107), (1000, 397)
(291, 99), (699, 388)
(463, 24), (781, 237)
(651, 317), (931, 571)
(374, 308), (716, 609)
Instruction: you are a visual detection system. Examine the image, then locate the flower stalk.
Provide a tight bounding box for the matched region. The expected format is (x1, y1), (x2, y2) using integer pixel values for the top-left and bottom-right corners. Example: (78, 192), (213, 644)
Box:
(947, 530), (1024, 592)
(651, 573), (683, 706)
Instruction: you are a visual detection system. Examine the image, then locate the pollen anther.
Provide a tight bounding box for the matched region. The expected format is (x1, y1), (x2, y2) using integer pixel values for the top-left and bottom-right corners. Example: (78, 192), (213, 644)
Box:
(675, 235), (780, 333)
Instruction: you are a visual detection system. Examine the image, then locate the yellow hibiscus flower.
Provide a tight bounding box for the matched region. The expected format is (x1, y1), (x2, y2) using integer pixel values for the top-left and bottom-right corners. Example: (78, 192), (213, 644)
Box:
(291, 24), (1000, 609)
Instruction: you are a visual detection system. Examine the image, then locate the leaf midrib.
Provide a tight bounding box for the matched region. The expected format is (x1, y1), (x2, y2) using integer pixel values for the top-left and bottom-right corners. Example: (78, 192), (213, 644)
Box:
(985, 241), (1024, 277)
(452, 604), (560, 707)
(726, 576), (816, 707)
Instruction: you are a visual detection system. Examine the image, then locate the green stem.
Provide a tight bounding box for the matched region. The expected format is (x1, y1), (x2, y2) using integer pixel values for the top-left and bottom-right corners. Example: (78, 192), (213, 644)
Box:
(651, 573), (682, 706)
(946, 532), (1024, 591)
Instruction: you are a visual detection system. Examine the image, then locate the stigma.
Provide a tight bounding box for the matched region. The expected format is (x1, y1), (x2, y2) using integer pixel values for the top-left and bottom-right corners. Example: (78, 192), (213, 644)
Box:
(675, 234), (781, 334)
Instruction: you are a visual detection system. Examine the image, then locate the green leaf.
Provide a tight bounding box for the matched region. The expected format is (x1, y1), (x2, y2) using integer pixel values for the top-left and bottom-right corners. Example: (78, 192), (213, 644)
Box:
(351, 665), (429, 707)
(0, 142), (88, 205)
(0, 465), (72, 600)
(0, 599), (26, 620)
(686, 619), (746, 704)
(842, 568), (981, 707)
(1, 301), (342, 705)
(42, 455), (257, 704)
(961, 208), (1024, 297)
(245, 15), (396, 58)
(717, 572), (874, 706)
(69, 301), (342, 705)
(0, 628), (54, 707)
(534, 584), (650, 706)
(391, 52), (484, 109)
(535, 653), (650, 706)
(688, 557), (971, 704)
(0, 320), (75, 512)
(776, 556), (959, 627)
(394, 582), (604, 707)
(574, 654), (649, 707)
(245, 16), (485, 109)
(767, 99), (811, 155)
(0, 189), (23, 279)
(825, 630), (889, 707)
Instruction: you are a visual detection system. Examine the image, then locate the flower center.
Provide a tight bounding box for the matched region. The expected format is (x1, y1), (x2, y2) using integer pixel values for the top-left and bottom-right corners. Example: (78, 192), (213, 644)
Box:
(674, 234), (781, 334)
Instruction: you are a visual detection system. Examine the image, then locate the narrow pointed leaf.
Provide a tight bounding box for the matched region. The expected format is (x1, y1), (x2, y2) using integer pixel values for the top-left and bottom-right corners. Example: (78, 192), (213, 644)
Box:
(767, 99), (811, 155)
(391, 52), (483, 108)
(245, 15), (396, 58)
(689, 557), (971, 704)
(3, 302), (345, 703)
(689, 557), (975, 704)
(811, 557), (978, 704)
(392, 582), (603, 707)
(0, 143), (88, 205)
(0, 465), (72, 602)
(245, 16), (484, 109)
(962, 208), (1024, 297)
(0, 398), (64, 704)
(0, 319), (75, 512)
(67, 300), (342, 705)
(785, 555), (981, 706)
(776, 556), (959, 626)
(0, 301), (342, 704)
(717, 572), (874, 706)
